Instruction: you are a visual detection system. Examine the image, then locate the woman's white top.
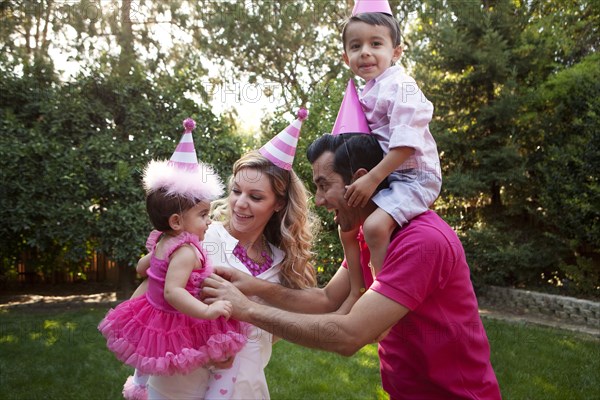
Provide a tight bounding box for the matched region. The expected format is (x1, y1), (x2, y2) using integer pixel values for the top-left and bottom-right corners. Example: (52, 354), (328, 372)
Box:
(204, 222), (285, 399)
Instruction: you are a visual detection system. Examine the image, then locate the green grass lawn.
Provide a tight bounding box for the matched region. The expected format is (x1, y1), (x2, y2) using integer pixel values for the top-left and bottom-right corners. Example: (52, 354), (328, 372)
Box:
(0, 305), (598, 399)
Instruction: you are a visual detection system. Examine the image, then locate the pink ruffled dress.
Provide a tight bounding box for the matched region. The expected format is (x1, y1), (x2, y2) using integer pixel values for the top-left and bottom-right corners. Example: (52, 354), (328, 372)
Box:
(98, 232), (247, 376)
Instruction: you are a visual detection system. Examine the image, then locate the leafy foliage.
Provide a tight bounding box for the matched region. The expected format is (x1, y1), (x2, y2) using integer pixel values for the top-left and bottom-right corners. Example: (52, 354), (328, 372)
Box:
(409, 0), (599, 296)
(0, 0), (598, 298)
(264, 78), (350, 286)
(193, 0), (346, 106)
(523, 52), (600, 295)
(0, 58), (245, 285)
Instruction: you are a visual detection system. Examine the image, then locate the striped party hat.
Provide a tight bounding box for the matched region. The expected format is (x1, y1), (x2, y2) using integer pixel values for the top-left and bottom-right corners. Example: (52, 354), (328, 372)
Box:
(143, 118), (224, 201)
(259, 108), (308, 170)
(352, 0), (392, 16)
(332, 79), (371, 135)
(169, 118), (199, 169)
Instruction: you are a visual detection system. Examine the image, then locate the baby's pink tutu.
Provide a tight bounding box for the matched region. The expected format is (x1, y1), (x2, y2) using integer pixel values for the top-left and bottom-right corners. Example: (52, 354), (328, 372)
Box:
(98, 232), (247, 376)
(99, 295), (246, 375)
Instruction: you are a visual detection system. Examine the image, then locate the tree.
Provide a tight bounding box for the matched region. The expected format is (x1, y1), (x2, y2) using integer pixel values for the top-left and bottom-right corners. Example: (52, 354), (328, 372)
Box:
(0, 0), (56, 65)
(189, 0), (344, 108)
(0, 57), (246, 291)
(408, 0), (599, 294)
(525, 53), (600, 295)
(193, 0), (424, 110)
(0, 1), (211, 81)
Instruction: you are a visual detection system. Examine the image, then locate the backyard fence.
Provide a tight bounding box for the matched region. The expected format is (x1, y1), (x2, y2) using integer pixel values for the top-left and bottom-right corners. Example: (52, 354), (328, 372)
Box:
(10, 250), (119, 285)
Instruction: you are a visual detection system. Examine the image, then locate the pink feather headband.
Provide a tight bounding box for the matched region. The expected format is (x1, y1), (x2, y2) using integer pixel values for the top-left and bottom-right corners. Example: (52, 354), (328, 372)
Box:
(142, 118), (224, 202)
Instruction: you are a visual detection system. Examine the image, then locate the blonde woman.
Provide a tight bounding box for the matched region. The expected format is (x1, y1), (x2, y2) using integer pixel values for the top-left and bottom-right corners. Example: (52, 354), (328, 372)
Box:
(141, 150), (318, 399)
(123, 110), (316, 399)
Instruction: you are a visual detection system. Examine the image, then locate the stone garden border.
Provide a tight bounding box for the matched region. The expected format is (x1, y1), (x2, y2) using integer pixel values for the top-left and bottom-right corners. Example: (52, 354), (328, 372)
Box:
(477, 285), (599, 332)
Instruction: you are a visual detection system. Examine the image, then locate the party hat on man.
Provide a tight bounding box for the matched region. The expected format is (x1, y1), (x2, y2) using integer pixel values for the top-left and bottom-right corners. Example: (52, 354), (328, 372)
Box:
(332, 79), (371, 135)
(259, 109), (308, 170)
(143, 118), (224, 201)
(352, 0), (392, 16)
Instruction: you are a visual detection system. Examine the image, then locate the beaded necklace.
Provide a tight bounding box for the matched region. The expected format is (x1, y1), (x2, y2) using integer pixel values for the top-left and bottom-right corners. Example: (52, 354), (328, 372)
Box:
(230, 231), (273, 277)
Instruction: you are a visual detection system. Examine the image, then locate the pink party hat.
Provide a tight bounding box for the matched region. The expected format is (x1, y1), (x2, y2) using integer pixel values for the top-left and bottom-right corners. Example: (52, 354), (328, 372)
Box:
(169, 118), (199, 169)
(332, 79), (371, 135)
(259, 109), (308, 170)
(352, 0), (393, 16)
(143, 118), (224, 201)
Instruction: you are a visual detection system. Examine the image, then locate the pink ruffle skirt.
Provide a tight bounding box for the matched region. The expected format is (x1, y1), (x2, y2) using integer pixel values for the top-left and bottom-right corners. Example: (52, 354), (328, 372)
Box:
(98, 296), (247, 375)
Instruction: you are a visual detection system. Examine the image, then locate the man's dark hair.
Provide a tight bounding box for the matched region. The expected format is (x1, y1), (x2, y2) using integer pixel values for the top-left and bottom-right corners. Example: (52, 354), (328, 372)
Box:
(307, 133), (387, 192)
(342, 13), (403, 51)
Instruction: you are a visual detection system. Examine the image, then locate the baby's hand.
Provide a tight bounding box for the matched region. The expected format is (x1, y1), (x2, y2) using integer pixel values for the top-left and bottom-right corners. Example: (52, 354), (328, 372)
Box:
(206, 300), (233, 320)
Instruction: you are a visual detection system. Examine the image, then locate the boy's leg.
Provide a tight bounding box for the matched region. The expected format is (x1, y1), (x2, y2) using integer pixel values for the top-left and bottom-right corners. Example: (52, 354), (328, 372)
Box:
(363, 208), (397, 276)
(336, 227), (366, 314)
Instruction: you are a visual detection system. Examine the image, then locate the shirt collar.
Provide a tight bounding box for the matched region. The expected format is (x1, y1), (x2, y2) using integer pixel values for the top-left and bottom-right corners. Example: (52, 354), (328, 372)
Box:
(362, 65), (400, 91)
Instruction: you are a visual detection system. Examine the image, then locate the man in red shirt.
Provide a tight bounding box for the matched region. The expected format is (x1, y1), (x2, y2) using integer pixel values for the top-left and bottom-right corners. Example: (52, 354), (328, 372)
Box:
(204, 133), (501, 399)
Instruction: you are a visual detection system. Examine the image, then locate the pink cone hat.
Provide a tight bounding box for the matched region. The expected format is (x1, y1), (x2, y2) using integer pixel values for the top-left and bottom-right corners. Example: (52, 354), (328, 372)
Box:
(352, 0), (392, 16)
(169, 118), (199, 169)
(259, 109), (308, 170)
(143, 118), (224, 201)
(332, 79), (371, 135)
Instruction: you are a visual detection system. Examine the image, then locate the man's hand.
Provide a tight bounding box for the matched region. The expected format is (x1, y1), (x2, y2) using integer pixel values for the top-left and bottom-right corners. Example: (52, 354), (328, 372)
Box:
(202, 273), (253, 320)
(212, 265), (257, 296)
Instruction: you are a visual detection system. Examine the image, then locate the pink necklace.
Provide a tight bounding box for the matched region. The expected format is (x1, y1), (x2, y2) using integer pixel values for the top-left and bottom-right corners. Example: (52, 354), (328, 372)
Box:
(230, 230), (273, 276)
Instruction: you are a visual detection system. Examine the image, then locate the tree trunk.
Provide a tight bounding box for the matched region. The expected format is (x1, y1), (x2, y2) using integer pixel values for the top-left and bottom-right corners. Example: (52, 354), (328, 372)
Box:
(117, 0), (135, 77)
(491, 180), (502, 209)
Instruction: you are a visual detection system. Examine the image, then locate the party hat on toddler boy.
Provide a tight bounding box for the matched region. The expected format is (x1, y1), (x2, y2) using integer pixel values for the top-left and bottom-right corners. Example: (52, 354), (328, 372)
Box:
(331, 79), (371, 135)
(352, 0), (393, 16)
(143, 118), (224, 201)
(259, 108), (308, 170)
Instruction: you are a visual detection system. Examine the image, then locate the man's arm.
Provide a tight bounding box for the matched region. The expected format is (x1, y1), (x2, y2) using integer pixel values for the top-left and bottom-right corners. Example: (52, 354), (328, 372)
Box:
(202, 274), (409, 356)
(211, 265), (351, 314)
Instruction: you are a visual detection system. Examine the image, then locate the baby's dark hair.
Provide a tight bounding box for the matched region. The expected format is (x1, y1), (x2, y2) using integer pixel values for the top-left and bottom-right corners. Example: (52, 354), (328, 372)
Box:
(342, 13), (402, 51)
(146, 189), (198, 232)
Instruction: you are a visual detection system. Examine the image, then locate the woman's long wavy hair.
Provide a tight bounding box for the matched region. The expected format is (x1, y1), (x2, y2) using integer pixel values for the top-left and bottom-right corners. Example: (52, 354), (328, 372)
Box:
(212, 151), (319, 289)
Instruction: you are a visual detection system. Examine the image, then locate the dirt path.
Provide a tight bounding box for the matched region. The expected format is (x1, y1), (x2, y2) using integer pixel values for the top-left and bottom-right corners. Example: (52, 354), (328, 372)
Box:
(0, 291), (117, 310)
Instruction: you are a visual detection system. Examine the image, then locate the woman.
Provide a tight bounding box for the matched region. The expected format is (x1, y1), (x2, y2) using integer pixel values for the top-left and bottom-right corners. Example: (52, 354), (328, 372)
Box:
(128, 148), (318, 399)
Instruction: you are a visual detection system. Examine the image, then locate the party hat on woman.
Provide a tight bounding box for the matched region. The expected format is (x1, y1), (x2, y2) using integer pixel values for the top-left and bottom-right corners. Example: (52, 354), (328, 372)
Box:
(143, 118), (224, 201)
(352, 0), (392, 16)
(331, 79), (371, 135)
(259, 109), (308, 170)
